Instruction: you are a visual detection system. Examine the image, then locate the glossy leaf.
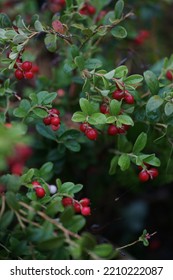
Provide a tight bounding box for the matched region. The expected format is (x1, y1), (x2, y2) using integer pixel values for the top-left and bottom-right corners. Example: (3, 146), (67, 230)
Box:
(133, 132), (147, 154)
(144, 70), (159, 95)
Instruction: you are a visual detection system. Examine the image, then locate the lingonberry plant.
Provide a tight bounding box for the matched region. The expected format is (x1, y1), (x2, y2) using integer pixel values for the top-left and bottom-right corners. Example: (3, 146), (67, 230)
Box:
(0, 0), (173, 260)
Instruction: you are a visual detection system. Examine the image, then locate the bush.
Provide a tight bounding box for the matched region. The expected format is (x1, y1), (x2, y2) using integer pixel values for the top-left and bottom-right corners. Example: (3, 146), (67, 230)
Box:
(0, 0), (173, 260)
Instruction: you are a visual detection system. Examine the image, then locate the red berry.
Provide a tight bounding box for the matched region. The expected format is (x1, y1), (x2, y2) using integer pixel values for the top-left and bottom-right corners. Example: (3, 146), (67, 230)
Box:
(73, 202), (81, 213)
(79, 5), (89, 15)
(80, 122), (88, 133)
(11, 163), (23, 175)
(51, 124), (60, 131)
(148, 168), (159, 179)
(87, 5), (96, 15)
(43, 116), (52, 125)
(85, 128), (98, 140)
(15, 69), (24, 80)
(5, 123), (12, 128)
(32, 64), (39, 74)
(50, 116), (60, 126)
(107, 125), (119, 136)
(138, 170), (150, 182)
(124, 93), (134, 104)
(62, 197), (73, 207)
(112, 89), (124, 100)
(15, 144), (32, 161)
(22, 61), (32, 71)
(24, 71), (34, 79)
(166, 70), (173, 81)
(35, 187), (46, 198)
(118, 125), (128, 134)
(134, 36), (144, 45)
(58, 0), (66, 6)
(49, 108), (60, 115)
(140, 30), (150, 39)
(32, 181), (41, 187)
(100, 103), (109, 114)
(81, 206), (91, 216)
(80, 198), (90, 207)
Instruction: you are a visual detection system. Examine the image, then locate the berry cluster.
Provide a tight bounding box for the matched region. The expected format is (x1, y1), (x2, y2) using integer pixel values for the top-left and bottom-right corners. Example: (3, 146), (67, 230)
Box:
(32, 181), (46, 198)
(112, 89), (135, 104)
(80, 122), (98, 140)
(79, 3), (96, 16)
(7, 144), (32, 175)
(138, 164), (159, 182)
(14, 60), (35, 80)
(134, 30), (150, 45)
(107, 124), (130, 136)
(43, 108), (61, 131)
(62, 197), (91, 216)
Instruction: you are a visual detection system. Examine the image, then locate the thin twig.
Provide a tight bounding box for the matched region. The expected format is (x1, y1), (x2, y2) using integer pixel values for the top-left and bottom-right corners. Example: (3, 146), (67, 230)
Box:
(0, 195), (6, 218)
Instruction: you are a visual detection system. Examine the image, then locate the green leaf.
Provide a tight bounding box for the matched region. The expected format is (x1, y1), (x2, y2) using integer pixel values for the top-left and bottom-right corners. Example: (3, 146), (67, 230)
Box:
(100, 90), (110, 97)
(143, 239), (149, 247)
(37, 237), (64, 251)
(13, 108), (28, 118)
(59, 182), (74, 194)
(20, 99), (31, 110)
(103, 11), (115, 25)
(46, 196), (64, 216)
(144, 70), (159, 95)
(117, 115), (134, 126)
(33, 108), (48, 118)
(37, 91), (57, 105)
(114, 65), (128, 78)
(5, 30), (17, 39)
(44, 33), (57, 52)
(0, 210), (14, 229)
(79, 98), (94, 115)
(34, 20), (44, 31)
(85, 58), (102, 70)
(114, 0), (124, 19)
(93, 244), (113, 258)
(118, 154), (130, 171)
(40, 162), (53, 177)
(133, 132), (147, 154)
(136, 154), (160, 167)
(106, 116), (116, 123)
(104, 70), (115, 80)
(36, 123), (57, 140)
(59, 182), (82, 196)
(88, 113), (107, 125)
(109, 155), (119, 175)
(13, 34), (28, 44)
(164, 102), (173, 116)
(65, 215), (86, 233)
(63, 59), (76, 73)
(6, 192), (19, 211)
(0, 13), (12, 28)
(74, 56), (85, 71)
(80, 232), (96, 250)
(72, 111), (86, 122)
(21, 168), (35, 184)
(110, 99), (121, 115)
(64, 140), (81, 152)
(146, 95), (164, 113)
(111, 26), (127, 39)
(125, 74), (143, 85)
